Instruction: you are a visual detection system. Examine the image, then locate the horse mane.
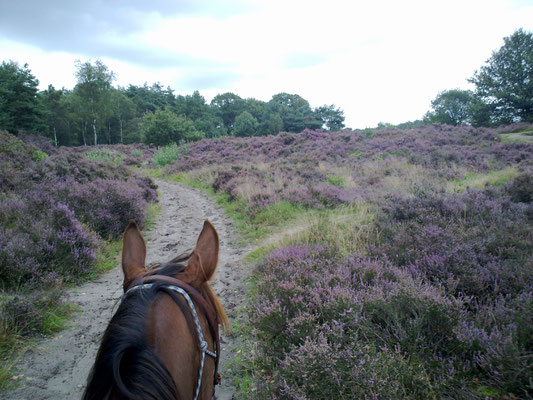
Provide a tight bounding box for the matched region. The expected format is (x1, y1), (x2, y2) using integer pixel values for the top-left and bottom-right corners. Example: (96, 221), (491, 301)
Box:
(201, 283), (229, 333)
(83, 258), (228, 400)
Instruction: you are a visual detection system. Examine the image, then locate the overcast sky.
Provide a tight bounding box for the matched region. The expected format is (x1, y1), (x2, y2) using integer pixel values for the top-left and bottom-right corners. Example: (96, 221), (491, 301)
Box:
(1, 0), (532, 128)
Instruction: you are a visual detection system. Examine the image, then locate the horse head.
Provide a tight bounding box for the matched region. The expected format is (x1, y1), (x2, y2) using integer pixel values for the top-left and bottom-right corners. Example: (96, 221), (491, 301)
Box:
(83, 220), (228, 400)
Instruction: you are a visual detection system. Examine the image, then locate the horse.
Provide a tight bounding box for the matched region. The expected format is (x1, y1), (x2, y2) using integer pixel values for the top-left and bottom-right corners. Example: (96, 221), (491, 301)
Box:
(82, 219), (229, 400)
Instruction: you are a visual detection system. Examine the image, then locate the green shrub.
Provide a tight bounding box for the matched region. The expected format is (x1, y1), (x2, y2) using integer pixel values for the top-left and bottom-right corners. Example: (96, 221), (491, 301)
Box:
(326, 173), (345, 188)
(32, 149), (48, 161)
(86, 148), (124, 165)
(153, 143), (179, 167)
(131, 149), (143, 158)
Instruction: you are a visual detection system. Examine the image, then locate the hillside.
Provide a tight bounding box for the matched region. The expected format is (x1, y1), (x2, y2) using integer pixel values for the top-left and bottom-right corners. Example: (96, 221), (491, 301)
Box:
(0, 131), (157, 388)
(1, 124), (532, 398)
(158, 124), (533, 399)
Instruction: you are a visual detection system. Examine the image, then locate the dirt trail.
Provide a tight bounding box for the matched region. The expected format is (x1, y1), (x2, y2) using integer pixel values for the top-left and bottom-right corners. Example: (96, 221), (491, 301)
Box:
(4, 179), (250, 400)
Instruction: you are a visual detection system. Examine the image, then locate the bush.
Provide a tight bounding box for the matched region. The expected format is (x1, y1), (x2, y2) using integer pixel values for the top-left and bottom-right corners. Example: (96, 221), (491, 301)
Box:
(58, 178), (148, 239)
(0, 131), (157, 287)
(32, 149), (48, 161)
(326, 173), (344, 188)
(0, 132), (159, 381)
(152, 142), (179, 167)
(140, 109), (204, 146)
(250, 245), (476, 398)
(0, 191), (99, 288)
(271, 334), (429, 400)
(370, 189), (533, 299)
(507, 170), (533, 203)
(131, 149), (142, 158)
(250, 186), (533, 397)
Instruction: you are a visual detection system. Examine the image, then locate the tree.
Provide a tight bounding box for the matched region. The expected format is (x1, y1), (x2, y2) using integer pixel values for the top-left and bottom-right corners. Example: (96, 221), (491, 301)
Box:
(233, 111), (259, 137)
(469, 28), (533, 123)
(193, 113), (227, 138)
(244, 98), (266, 120)
(0, 61), (43, 133)
(182, 91), (210, 120)
(111, 89), (136, 144)
(266, 93), (316, 133)
(140, 109), (203, 146)
(210, 92), (246, 133)
(424, 89), (477, 126)
(40, 85), (68, 146)
(259, 112), (283, 136)
(314, 104), (345, 131)
(126, 83), (172, 115)
(73, 59), (115, 144)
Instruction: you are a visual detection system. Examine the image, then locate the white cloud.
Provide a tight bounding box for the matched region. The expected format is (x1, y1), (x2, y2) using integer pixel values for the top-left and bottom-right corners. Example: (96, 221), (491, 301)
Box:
(1, 0), (532, 127)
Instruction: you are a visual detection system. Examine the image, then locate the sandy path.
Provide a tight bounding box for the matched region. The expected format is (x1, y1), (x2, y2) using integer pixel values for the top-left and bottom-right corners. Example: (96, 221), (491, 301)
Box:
(4, 179), (249, 400)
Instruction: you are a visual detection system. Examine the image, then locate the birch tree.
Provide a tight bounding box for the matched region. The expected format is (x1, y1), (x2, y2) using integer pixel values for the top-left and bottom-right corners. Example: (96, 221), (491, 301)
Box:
(73, 59), (115, 144)
(111, 88), (135, 144)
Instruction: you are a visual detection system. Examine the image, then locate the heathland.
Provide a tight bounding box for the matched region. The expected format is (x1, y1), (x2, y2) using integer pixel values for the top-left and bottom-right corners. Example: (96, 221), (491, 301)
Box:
(0, 131), (158, 388)
(1, 122), (532, 399)
(153, 123), (533, 399)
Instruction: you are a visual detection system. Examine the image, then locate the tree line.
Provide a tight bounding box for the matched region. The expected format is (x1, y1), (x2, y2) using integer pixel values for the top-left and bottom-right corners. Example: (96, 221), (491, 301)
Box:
(0, 59), (345, 146)
(424, 28), (533, 126)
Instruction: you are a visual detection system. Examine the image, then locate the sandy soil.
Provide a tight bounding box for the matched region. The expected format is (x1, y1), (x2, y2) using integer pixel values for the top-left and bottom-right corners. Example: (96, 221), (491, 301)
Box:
(4, 179), (250, 400)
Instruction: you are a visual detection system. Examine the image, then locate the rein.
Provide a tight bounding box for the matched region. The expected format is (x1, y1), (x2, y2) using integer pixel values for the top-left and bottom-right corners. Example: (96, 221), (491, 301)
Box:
(122, 265), (221, 400)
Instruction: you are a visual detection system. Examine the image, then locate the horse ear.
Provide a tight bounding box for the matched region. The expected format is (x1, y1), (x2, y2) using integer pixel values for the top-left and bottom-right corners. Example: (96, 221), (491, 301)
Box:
(186, 220), (219, 288)
(121, 221), (146, 291)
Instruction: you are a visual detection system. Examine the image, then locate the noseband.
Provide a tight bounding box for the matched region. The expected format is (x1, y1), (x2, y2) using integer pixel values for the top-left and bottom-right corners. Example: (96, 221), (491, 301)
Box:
(122, 266), (221, 400)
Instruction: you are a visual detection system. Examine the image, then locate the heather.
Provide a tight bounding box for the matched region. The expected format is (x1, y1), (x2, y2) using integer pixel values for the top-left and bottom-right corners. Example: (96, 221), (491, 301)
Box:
(249, 193), (533, 398)
(0, 131), (157, 386)
(166, 125), (531, 215)
(369, 189), (533, 300)
(0, 131), (157, 288)
(151, 124), (533, 398)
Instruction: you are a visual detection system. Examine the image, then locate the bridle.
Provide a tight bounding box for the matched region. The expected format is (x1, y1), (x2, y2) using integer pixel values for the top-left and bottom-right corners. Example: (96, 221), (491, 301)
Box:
(122, 265), (221, 400)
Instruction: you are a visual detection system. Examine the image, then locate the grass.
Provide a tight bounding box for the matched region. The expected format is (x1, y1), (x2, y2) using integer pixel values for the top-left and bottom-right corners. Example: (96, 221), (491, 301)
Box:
(90, 240), (122, 278)
(148, 170), (314, 245)
(0, 318), (24, 390)
(244, 246), (273, 265)
(0, 352), (25, 391)
(446, 166), (517, 193)
(85, 148), (124, 165)
(170, 172), (214, 191)
(226, 307), (260, 400)
(0, 297), (77, 391)
(240, 203), (377, 278)
(145, 201), (162, 231)
(40, 302), (78, 335)
(215, 196), (310, 244)
(141, 167), (165, 179)
(284, 203), (376, 254)
(499, 129), (533, 143)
